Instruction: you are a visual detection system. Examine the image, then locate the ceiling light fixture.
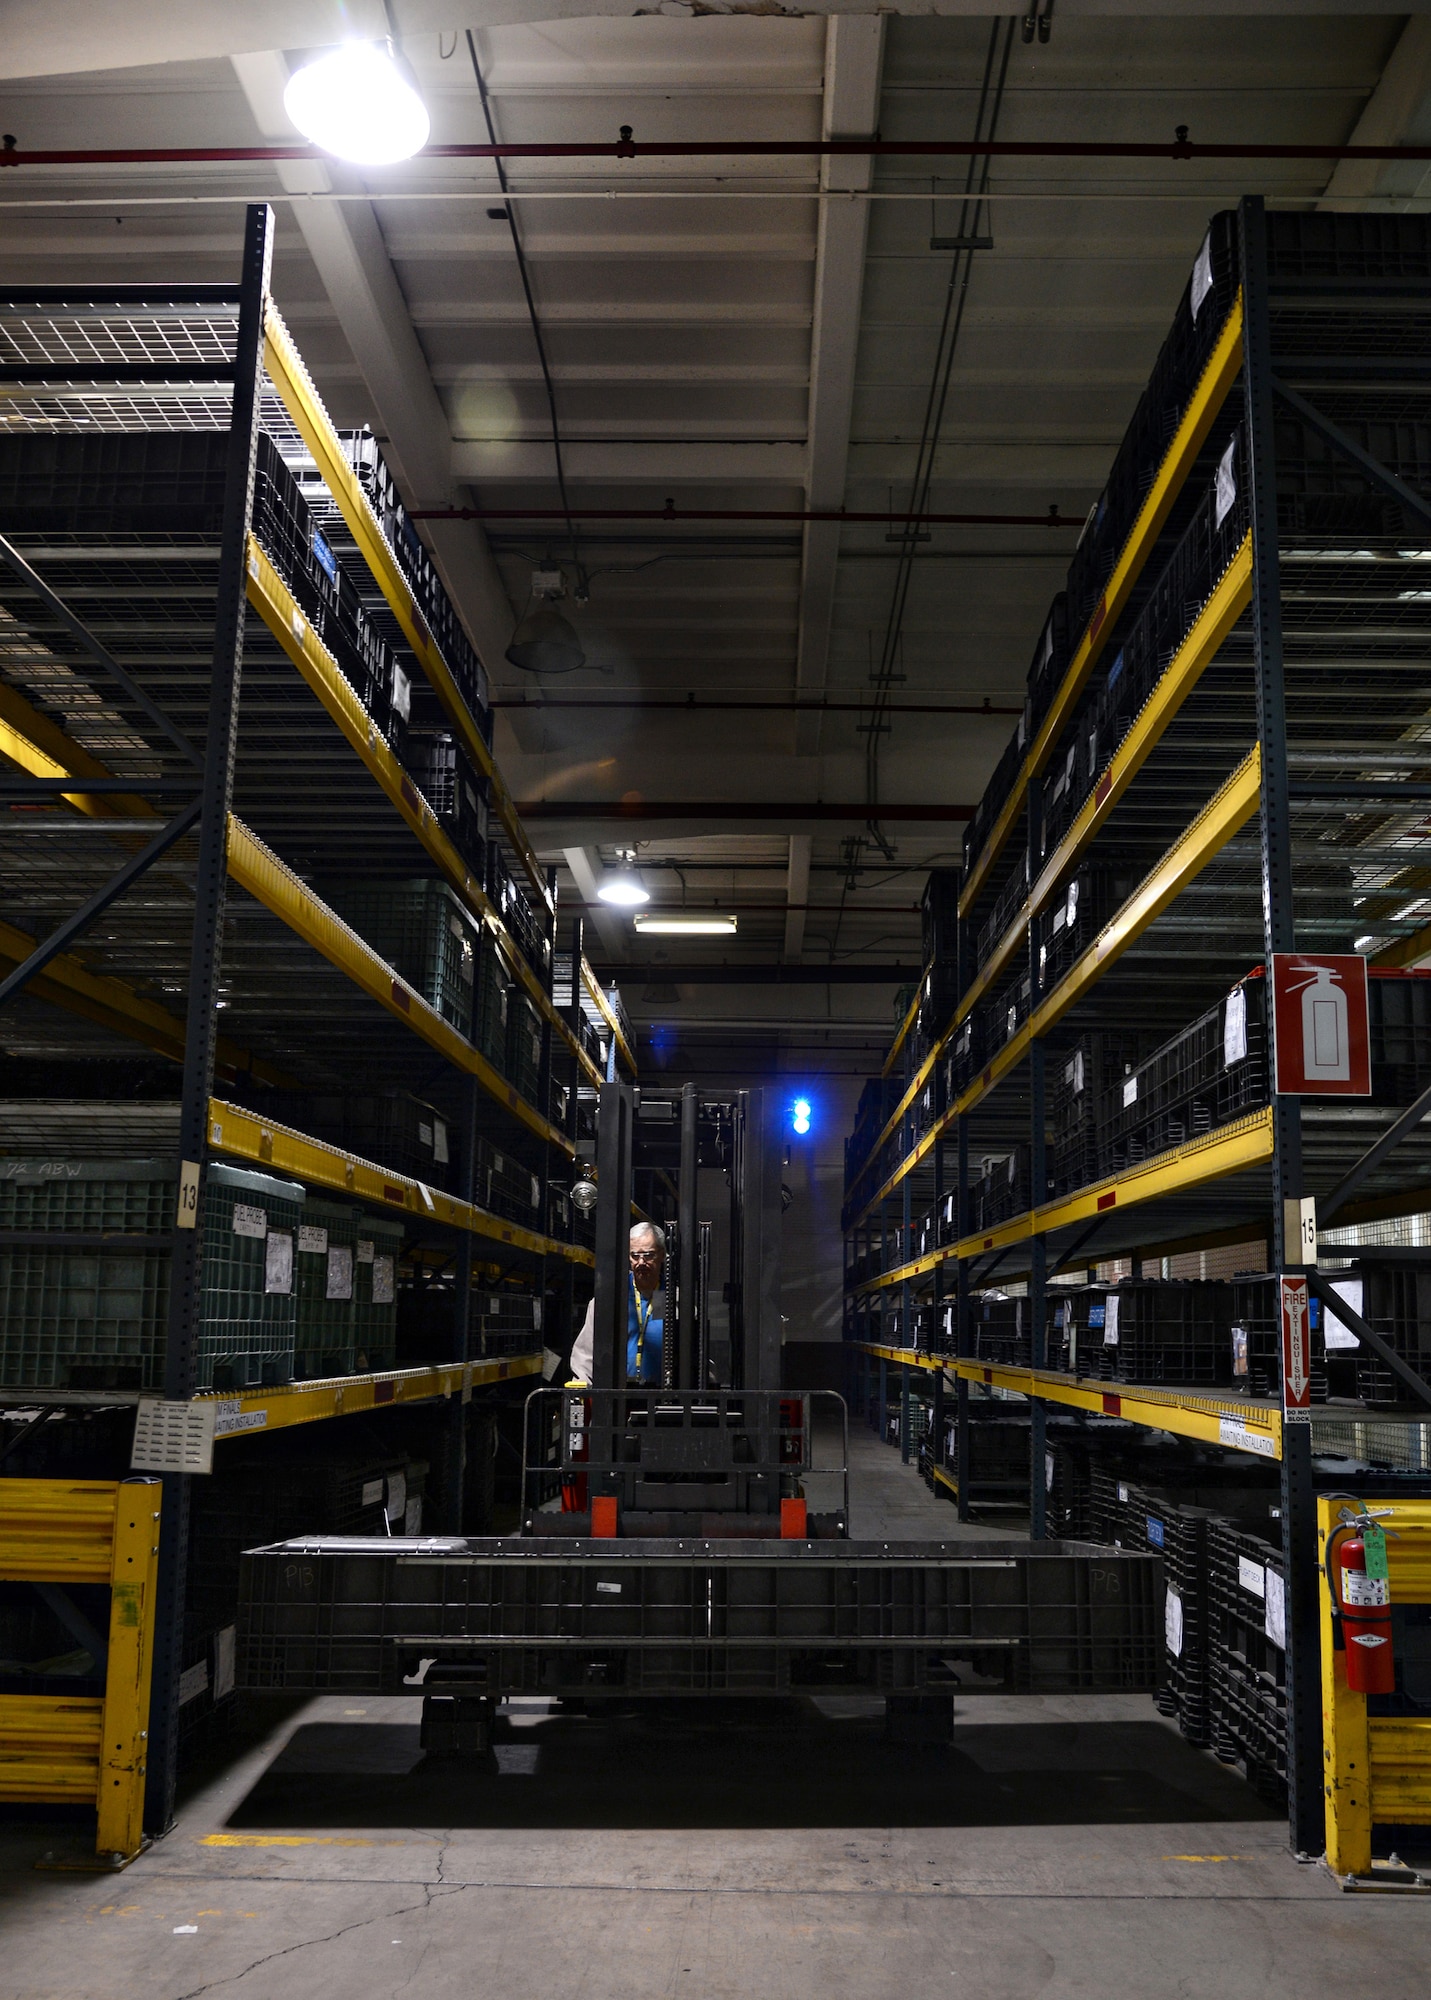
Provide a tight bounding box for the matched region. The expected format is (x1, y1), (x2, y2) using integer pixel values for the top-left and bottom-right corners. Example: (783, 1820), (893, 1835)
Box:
(597, 874), (649, 909)
(283, 43), (431, 166)
(632, 913), (738, 936)
(506, 565), (586, 674)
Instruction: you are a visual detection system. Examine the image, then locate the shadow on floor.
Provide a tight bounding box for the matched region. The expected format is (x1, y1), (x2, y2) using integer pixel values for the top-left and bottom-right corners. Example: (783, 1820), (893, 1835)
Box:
(223, 1701), (1281, 1831)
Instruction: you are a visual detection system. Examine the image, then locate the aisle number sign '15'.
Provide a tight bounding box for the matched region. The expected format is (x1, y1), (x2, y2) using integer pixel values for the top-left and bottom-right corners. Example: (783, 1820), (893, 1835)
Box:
(1269, 952), (1371, 1096)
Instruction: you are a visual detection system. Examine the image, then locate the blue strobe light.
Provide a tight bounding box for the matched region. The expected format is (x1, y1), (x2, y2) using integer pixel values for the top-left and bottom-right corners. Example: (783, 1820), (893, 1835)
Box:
(791, 1097), (812, 1136)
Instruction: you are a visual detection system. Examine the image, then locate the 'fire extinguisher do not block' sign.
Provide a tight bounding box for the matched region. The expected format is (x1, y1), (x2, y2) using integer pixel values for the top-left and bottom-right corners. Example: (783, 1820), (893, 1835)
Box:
(1270, 953), (1370, 1096)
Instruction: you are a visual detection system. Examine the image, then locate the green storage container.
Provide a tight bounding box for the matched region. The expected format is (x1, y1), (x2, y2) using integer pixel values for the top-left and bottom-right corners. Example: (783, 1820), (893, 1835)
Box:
(294, 1196), (360, 1380)
(324, 879), (479, 1039)
(0, 1159), (303, 1391)
(353, 1212), (404, 1372)
(197, 1164), (305, 1390)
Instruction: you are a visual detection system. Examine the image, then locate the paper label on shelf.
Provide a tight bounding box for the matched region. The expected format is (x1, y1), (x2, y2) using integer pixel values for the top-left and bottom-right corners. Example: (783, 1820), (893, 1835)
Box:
(1224, 985), (1247, 1066)
(212, 1400), (267, 1437)
(131, 1396), (217, 1474)
(1239, 1555), (1266, 1597)
(1146, 1516), (1165, 1549)
(232, 1202), (267, 1239)
(298, 1225), (328, 1255)
(404, 1495), (422, 1535)
(1214, 438), (1238, 529)
(1323, 1278), (1362, 1351)
(1264, 1566), (1287, 1648)
(434, 1121), (449, 1165)
(1118, 1482), (1129, 1503)
(386, 1471), (406, 1523)
(419, 1122), (433, 1149)
(356, 1239), (375, 1264)
(1104, 1295), (1120, 1346)
(1232, 1325), (1249, 1376)
(361, 1479), (384, 1509)
(264, 1229), (294, 1296)
(1218, 1416), (1277, 1458)
(1046, 1450), (1055, 1493)
(372, 1254), (395, 1306)
(178, 1660), (210, 1707)
(1122, 1076), (1138, 1107)
(326, 1244), (354, 1301)
(1165, 1587), (1184, 1658)
(213, 1624), (236, 1703)
(1191, 235), (1214, 318)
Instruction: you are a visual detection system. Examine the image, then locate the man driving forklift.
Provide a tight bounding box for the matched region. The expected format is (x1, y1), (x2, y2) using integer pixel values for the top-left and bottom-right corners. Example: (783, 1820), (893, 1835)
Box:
(568, 1220), (665, 1385)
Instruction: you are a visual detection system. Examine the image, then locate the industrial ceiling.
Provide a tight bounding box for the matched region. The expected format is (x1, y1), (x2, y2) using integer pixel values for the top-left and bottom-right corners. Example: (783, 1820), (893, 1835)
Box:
(0, 3), (1423, 1080)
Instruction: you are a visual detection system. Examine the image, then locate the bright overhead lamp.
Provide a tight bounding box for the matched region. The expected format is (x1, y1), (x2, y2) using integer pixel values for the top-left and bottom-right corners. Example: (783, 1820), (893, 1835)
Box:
(597, 872), (649, 909)
(633, 913), (738, 936)
(284, 44), (431, 167)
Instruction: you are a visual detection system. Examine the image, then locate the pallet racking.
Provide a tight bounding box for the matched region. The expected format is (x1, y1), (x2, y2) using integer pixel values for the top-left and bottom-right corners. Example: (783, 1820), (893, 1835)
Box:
(843, 198), (1431, 1859)
(0, 203), (633, 1846)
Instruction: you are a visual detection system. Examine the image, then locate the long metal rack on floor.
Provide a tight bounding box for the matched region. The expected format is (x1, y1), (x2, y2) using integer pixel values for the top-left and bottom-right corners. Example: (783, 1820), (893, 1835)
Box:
(842, 197), (1431, 1866)
(0, 204), (631, 1851)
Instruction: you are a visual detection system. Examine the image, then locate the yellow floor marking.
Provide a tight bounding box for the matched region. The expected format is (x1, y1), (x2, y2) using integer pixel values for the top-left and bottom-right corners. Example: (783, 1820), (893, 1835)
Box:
(199, 1833), (414, 1849)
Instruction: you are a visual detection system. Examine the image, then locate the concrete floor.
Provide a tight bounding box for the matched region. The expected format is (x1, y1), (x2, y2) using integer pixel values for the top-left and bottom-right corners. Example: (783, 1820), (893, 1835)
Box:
(3, 1429), (1429, 1999)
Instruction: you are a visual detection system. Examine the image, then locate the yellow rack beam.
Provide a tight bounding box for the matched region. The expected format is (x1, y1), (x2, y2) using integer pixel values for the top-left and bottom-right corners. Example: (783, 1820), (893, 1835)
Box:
(959, 293), (1245, 917)
(197, 1351), (542, 1439)
(244, 538), (601, 1090)
(857, 1108), (1274, 1293)
(847, 539), (1255, 1227)
(208, 1097), (592, 1264)
(581, 960), (638, 1078)
(261, 306), (550, 913)
(882, 973), (927, 1079)
(853, 748), (1263, 1223)
(224, 819), (572, 1152)
(854, 1345), (1282, 1458)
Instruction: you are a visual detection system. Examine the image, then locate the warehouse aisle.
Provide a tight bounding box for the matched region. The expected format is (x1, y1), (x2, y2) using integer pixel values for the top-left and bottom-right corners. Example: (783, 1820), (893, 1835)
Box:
(845, 1422), (1026, 1540)
(3, 1438), (1427, 1999)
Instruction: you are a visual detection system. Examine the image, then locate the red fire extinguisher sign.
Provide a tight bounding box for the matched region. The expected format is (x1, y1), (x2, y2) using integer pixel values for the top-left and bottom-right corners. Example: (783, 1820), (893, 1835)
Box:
(1270, 952), (1370, 1096)
(1279, 1274), (1312, 1420)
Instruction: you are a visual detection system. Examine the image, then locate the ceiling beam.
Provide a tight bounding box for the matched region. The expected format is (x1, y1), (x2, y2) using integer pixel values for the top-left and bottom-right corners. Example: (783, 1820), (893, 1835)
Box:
(1319, 16), (1431, 208)
(795, 14), (884, 759)
(230, 49), (519, 694)
(562, 846), (627, 960)
(783, 834), (813, 961)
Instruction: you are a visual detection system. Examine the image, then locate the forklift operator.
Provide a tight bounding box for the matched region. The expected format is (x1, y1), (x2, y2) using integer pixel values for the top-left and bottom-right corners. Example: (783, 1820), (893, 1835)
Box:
(569, 1221), (666, 1384)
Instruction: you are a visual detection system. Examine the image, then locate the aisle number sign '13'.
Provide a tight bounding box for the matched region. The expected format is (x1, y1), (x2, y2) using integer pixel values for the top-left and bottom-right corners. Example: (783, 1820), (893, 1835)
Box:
(1269, 953), (1371, 1096)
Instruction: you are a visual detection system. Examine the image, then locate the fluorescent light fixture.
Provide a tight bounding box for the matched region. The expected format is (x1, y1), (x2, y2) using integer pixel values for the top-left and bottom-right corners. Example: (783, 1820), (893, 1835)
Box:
(284, 44), (431, 166)
(597, 873), (649, 909)
(633, 913), (738, 935)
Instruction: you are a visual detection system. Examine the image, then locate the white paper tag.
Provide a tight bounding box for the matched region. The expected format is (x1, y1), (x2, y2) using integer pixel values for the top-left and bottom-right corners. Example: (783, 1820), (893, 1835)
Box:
(1123, 1076), (1138, 1107)
(264, 1229), (294, 1296)
(1264, 1566), (1287, 1648)
(1117, 1482), (1129, 1502)
(1104, 1294), (1120, 1346)
(213, 1624), (236, 1703)
(372, 1254), (395, 1305)
(403, 1495), (422, 1535)
(418, 1122), (433, 1149)
(356, 1239), (375, 1264)
(433, 1120), (449, 1165)
(298, 1224), (328, 1255)
(386, 1471), (407, 1523)
(1224, 985), (1247, 1066)
(1165, 1587), (1185, 1658)
(1239, 1555), (1266, 1597)
(1214, 438), (1238, 529)
(1191, 235), (1214, 319)
(1218, 1415), (1278, 1458)
(1324, 1278), (1362, 1351)
(391, 663), (411, 721)
(178, 1659), (210, 1707)
(1045, 1450), (1055, 1493)
(326, 1244), (354, 1301)
(131, 1397), (216, 1474)
(232, 1201), (267, 1240)
(361, 1479), (384, 1508)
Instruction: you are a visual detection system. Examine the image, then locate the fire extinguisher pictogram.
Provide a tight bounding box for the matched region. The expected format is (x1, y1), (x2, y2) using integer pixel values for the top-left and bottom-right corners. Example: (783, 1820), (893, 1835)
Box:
(1326, 1505), (1397, 1695)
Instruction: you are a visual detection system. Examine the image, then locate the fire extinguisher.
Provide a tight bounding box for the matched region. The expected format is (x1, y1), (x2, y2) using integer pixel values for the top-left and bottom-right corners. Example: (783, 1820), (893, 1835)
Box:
(1326, 1508), (1396, 1695)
